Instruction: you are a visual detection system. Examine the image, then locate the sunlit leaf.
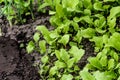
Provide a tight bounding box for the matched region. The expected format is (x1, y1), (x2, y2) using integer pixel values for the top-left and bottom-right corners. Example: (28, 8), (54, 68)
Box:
(108, 59), (115, 70)
(26, 41), (35, 53)
(71, 21), (79, 31)
(67, 58), (75, 68)
(108, 6), (120, 21)
(50, 31), (59, 39)
(39, 40), (46, 54)
(74, 16), (93, 24)
(74, 30), (82, 43)
(56, 4), (64, 18)
(36, 25), (50, 35)
(94, 2), (104, 11)
(69, 46), (85, 62)
(110, 50), (119, 62)
(84, 9), (91, 16)
(90, 36), (103, 52)
(58, 34), (70, 46)
(93, 71), (116, 80)
(49, 66), (58, 76)
(41, 55), (49, 64)
(100, 55), (107, 67)
(80, 16), (93, 24)
(108, 32), (120, 51)
(61, 74), (73, 80)
(62, 0), (79, 11)
(55, 50), (60, 60)
(36, 25), (51, 43)
(60, 49), (70, 62)
(83, 0), (92, 9)
(33, 32), (40, 43)
(81, 28), (96, 38)
(88, 57), (102, 69)
(55, 60), (66, 69)
(80, 70), (95, 80)
(110, 17), (116, 27)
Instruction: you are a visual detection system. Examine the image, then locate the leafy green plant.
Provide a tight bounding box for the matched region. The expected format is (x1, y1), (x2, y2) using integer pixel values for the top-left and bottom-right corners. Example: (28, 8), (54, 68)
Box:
(27, 25), (85, 79)
(26, 0), (120, 79)
(0, 0), (35, 26)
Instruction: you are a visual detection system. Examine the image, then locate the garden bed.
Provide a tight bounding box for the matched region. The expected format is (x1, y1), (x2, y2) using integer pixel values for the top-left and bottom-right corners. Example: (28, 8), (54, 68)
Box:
(0, 9), (95, 80)
(1, 0), (120, 80)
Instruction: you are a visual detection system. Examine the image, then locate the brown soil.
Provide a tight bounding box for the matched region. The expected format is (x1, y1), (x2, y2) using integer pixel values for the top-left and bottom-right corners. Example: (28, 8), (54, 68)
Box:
(0, 14), (51, 80)
(0, 37), (40, 80)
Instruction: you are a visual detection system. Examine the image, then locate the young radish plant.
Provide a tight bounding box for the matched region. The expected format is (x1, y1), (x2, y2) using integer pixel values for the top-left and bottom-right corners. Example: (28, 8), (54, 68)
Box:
(27, 0), (120, 80)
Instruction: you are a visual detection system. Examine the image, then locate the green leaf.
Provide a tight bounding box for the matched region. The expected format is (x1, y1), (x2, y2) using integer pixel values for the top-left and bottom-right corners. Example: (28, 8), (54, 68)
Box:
(94, 16), (106, 29)
(60, 49), (70, 62)
(74, 65), (80, 71)
(84, 9), (91, 16)
(26, 41), (35, 53)
(81, 28), (96, 38)
(61, 74), (73, 80)
(108, 32), (120, 51)
(71, 21), (79, 31)
(48, 78), (55, 80)
(0, 0), (4, 3)
(83, 0), (92, 9)
(24, 1), (30, 7)
(69, 42), (77, 47)
(39, 40), (46, 54)
(62, 0), (79, 11)
(38, 3), (50, 11)
(36, 25), (51, 43)
(36, 25), (49, 35)
(88, 57), (102, 70)
(69, 46), (85, 62)
(41, 55), (49, 64)
(33, 32), (40, 43)
(62, 20), (71, 33)
(100, 55), (107, 67)
(80, 16), (93, 24)
(108, 17), (116, 31)
(95, 28), (106, 34)
(110, 50), (119, 62)
(118, 76), (120, 80)
(115, 63), (120, 69)
(49, 10), (56, 15)
(108, 6), (120, 21)
(67, 58), (75, 68)
(56, 4), (64, 18)
(50, 31), (59, 39)
(90, 36), (103, 52)
(53, 0), (61, 5)
(80, 70), (95, 80)
(103, 35), (108, 44)
(74, 30), (82, 43)
(108, 59), (115, 70)
(74, 16), (93, 24)
(55, 50), (61, 60)
(49, 66), (58, 76)
(94, 2), (104, 11)
(104, 71), (116, 79)
(55, 60), (66, 69)
(93, 71), (116, 80)
(58, 34), (70, 46)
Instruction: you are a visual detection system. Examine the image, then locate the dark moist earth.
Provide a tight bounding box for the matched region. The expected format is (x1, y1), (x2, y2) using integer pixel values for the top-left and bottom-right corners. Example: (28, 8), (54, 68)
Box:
(0, 37), (39, 80)
(0, 14), (52, 80)
(0, 13), (95, 80)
